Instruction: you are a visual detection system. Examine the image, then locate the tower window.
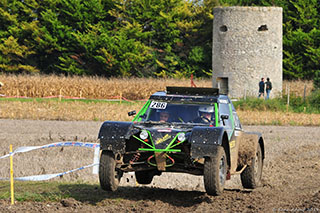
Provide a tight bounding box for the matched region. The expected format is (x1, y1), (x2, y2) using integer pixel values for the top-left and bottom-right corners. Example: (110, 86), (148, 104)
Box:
(217, 77), (228, 95)
(258, 25), (268, 31)
(220, 25), (228, 32)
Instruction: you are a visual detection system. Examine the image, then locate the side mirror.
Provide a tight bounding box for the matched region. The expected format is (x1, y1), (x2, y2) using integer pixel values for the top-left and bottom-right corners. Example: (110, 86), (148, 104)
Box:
(221, 114), (229, 120)
(220, 114), (229, 125)
(128, 110), (136, 116)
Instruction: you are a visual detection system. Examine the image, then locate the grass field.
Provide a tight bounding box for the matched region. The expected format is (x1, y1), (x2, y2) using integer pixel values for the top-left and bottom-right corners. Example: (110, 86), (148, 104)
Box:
(1, 98), (319, 125)
(0, 74), (318, 126)
(0, 99), (143, 121)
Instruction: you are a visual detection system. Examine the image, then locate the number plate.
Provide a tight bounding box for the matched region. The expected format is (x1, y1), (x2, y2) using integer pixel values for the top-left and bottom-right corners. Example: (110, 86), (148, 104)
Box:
(150, 101), (167, 109)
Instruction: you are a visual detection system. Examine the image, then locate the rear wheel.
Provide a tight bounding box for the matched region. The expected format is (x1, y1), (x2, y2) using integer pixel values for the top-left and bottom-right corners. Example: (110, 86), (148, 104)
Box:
(204, 146), (227, 196)
(135, 171), (154, 184)
(240, 144), (263, 189)
(99, 151), (122, 191)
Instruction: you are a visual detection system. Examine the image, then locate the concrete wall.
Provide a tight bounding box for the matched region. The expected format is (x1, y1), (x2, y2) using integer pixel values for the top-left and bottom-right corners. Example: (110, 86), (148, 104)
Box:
(212, 7), (282, 98)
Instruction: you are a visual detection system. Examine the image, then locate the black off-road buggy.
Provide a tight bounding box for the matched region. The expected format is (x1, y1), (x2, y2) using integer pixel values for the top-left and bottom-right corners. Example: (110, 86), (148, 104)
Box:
(98, 87), (264, 195)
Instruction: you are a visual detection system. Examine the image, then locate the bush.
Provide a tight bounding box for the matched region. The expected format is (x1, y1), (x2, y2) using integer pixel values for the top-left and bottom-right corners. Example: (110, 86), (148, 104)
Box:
(308, 89), (320, 111)
(314, 71), (320, 90)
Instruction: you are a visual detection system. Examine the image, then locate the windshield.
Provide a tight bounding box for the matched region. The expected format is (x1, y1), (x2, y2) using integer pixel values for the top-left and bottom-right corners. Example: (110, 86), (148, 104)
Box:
(136, 100), (217, 125)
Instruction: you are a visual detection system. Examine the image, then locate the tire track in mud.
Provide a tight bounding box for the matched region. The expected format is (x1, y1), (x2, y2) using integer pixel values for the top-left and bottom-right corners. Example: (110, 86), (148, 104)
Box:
(0, 120), (319, 212)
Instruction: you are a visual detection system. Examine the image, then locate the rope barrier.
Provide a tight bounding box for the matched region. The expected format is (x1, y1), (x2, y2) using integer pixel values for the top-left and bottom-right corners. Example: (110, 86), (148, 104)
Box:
(0, 141), (99, 159)
(0, 142), (100, 181)
(0, 163), (98, 181)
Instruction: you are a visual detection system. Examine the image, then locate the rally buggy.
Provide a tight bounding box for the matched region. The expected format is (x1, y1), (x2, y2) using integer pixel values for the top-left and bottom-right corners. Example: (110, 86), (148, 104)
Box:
(98, 87), (264, 195)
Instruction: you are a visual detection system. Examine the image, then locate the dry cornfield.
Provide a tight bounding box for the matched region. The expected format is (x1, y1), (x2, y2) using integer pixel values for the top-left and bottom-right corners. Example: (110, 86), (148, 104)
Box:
(0, 74), (212, 100)
(282, 79), (314, 97)
(0, 74), (314, 99)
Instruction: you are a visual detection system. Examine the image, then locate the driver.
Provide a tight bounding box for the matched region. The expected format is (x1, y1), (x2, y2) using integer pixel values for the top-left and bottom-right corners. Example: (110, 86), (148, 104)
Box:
(194, 106), (214, 123)
(159, 110), (170, 122)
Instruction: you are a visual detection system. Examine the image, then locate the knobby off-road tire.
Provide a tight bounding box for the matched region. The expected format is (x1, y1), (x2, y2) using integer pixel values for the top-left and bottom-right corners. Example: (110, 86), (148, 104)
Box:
(204, 146), (227, 196)
(240, 144), (263, 189)
(135, 171), (154, 184)
(99, 151), (122, 191)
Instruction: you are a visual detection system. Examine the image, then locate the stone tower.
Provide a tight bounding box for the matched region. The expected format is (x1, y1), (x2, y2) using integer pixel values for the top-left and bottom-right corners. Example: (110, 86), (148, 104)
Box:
(212, 7), (282, 98)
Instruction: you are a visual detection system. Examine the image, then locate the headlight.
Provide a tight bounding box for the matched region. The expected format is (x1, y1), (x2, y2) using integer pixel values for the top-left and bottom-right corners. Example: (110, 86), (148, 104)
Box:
(177, 133), (186, 142)
(140, 130), (148, 140)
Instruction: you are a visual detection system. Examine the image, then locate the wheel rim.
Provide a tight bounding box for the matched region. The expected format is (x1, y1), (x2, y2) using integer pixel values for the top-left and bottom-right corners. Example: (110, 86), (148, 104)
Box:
(219, 155), (226, 185)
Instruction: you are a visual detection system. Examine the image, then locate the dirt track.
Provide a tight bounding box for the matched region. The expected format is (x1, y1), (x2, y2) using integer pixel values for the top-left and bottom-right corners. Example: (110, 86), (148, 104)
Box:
(0, 119), (319, 212)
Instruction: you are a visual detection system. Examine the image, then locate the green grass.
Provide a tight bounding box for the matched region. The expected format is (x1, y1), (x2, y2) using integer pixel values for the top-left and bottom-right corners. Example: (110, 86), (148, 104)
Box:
(0, 181), (69, 202)
(0, 181), (109, 203)
(0, 181), (132, 204)
(234, 91), (320, 114)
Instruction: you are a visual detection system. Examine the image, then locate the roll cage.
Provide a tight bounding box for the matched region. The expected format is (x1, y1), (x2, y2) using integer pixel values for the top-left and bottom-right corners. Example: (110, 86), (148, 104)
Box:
(132, 87), (242, 139)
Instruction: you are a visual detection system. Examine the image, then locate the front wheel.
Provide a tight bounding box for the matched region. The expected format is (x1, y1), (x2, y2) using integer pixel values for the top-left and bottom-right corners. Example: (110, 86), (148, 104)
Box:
(240, 144), (263, 189)
(204, 146), (227, 196)
(99, 151), (122, 191)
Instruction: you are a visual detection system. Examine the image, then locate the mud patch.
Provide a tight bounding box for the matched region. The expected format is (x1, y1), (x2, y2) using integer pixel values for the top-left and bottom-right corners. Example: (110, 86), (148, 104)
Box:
(237, 134), (258, 166)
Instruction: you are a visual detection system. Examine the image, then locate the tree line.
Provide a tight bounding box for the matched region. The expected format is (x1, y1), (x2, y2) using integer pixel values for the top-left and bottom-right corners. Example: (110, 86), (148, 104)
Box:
(0, 0), (319, 80)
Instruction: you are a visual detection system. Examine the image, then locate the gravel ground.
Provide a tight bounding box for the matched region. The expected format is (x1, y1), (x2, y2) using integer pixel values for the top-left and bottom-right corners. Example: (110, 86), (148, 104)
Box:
(0, 119), (319, 212)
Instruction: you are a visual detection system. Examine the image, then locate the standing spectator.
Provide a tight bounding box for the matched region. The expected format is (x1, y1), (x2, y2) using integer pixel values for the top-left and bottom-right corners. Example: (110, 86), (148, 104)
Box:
(265, 77), (272, 100)
(258, 78), (265, 98)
